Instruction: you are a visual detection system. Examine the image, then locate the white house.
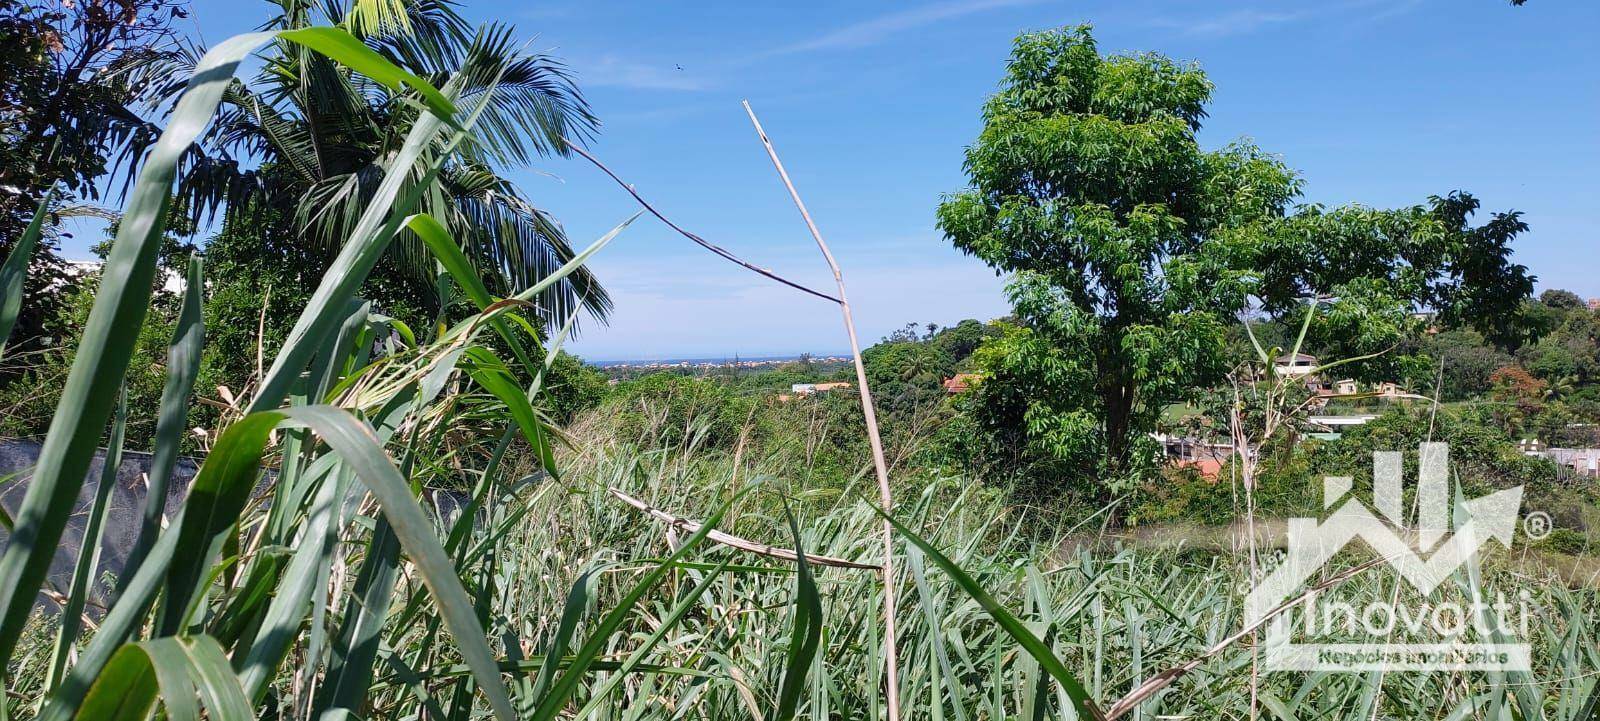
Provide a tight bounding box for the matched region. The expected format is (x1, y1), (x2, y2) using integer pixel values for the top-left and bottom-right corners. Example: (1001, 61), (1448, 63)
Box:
(1274, 352), (1318, 377)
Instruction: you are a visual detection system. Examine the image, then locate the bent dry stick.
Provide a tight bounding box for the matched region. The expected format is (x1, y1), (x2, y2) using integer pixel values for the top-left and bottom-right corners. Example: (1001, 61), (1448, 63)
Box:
(608, 488), (881, 570)
(558, 137), (840, 304)
(742, 100), (903, 721)
(564, 107), (905, 721)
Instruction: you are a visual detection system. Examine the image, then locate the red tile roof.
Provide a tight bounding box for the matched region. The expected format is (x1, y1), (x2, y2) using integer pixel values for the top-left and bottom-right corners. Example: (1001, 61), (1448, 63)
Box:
(943, 373), (981, 394)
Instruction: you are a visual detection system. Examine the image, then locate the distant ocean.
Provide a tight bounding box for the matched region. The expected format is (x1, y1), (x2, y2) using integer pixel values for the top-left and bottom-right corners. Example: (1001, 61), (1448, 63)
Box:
(589, 353), (849, 367)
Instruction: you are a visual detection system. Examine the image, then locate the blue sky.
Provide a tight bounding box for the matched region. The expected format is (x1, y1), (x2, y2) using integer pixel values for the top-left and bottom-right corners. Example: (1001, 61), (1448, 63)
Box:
(65, 1), (1598, 360)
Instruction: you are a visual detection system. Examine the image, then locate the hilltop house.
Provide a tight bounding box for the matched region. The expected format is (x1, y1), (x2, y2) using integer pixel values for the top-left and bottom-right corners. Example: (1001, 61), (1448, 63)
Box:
(942, 373), (982, 394)
(1542, 447), (1600, 478)
(1278, 353), (1416, 411)
(1274, 352), (1318, 377)
(1279, 353), (1342, 398)
(784, 381), (852, 399)
(1155, 432), (1235, 479)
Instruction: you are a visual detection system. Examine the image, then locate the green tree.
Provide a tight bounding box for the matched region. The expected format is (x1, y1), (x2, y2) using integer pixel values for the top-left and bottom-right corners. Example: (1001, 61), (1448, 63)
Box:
(937, 26), (1295, 492)
(927, 318), (1000, 365)
(543, 351), (609, 424)
(1251, 191), (1533, 364)
(1516, 294), (1599, 385)
(1403, 329), (1513, 400)
(0, 0), (184, 352)
(1540, 288), (1586, 310)
(939, 26), (1534, 501)
(196, 199), (321, 385)
(860, 342), (935, 409)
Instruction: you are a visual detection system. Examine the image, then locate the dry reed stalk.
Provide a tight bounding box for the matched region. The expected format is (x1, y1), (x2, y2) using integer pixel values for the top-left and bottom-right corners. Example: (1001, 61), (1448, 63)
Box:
(1098, 555), (1388, 720)
(741, 100), (903, 721)
(560, 109), (906, 719)
(608, 488), (882, 570)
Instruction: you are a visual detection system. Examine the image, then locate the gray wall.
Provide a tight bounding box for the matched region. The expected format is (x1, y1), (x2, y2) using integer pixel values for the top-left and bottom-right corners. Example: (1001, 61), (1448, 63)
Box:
(0, 439), (476, 614)
(0, 439), (200, 613)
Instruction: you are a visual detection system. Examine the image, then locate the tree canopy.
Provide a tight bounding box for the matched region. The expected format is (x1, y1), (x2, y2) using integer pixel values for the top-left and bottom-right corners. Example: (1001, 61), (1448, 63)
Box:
(0, 0), (184, 352)
(938, 25), (1534, 502)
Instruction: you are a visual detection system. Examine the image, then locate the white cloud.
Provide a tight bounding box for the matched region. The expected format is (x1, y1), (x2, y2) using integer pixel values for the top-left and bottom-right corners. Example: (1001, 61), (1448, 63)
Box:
(1152, 0), (1425, 38)
(770, 0), (1044, 56)
(579, 55), (708, 91)
(1176, 8), (1307, 37)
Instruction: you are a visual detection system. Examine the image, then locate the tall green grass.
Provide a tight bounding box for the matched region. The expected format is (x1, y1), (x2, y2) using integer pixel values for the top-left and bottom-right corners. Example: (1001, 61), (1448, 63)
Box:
(0, 23), (1594, 721)
(532, 419), (1600, 720)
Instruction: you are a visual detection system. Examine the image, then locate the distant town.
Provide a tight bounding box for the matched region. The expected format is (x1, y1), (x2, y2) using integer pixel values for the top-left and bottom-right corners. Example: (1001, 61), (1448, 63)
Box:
(590, 354), (850, 370)
(591, 354), (854, 382)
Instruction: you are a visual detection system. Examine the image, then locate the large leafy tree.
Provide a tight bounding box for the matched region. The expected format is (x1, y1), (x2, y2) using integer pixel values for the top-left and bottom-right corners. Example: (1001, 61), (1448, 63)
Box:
(938, 25), (1296, 494)
(937, 26), (1532, 501)
(0, 0), (185, 352)
(175, 0), (608, 338)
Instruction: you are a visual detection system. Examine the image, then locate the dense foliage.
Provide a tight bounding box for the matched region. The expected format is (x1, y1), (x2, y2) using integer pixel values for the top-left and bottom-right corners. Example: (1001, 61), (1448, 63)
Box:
(0, 6), (1594, 721)
(0, 0), (184, 352)
(938, 26), (1534, 506)
(172, 0), (609, 349)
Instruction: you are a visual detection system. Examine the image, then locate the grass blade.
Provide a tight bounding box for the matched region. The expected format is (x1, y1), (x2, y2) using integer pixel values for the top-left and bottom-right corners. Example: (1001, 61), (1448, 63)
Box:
(234, 388), (424, 699)
(46, 391), (129, 690)
(0, 188), (53, 358)
(460, 346), (560, 480)
(572, 561), (731, 719)
(279, 405), (518, 721)
(407, 213), (539, 374)
(120, 253), (205, 590)
(179, 636), (252, 721)
(772, 500), (823, 721)
(277, 27), (458, 123)
(529, 486), (751, 720)
(246, 108), (448, 413)
(70, 641), (159, 720)
(315, 513), (401, 715)
(71, 636), (247, 721)
(507, 213), (639, 305)
(156, 412), (283, 635)
(908, 546), (969, 721)
(0, 31), (277, 664)
(868, 501), (1106, 721)
(529, 566), (602, 706)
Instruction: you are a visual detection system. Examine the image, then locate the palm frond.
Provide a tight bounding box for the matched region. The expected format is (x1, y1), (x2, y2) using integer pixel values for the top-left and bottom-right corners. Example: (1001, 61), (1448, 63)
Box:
(433, 166), (611, 326)
(450, 24), (598, 165)
(165, 0), (607, 332)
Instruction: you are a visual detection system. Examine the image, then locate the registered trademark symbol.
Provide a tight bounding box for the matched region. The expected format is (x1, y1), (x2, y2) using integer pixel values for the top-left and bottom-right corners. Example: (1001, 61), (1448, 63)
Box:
(1523, 511), (1553, 540)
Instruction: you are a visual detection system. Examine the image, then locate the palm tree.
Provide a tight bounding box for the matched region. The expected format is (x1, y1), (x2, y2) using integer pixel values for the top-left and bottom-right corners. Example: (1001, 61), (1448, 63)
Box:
(1545, 374), (1578, 402)
(170, 0), (608, 329)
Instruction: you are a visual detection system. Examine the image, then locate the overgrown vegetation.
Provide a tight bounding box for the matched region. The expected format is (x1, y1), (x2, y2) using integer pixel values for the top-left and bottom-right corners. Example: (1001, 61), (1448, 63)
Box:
(937, 26), (1534, 507)
(0, 4), (1595, 720)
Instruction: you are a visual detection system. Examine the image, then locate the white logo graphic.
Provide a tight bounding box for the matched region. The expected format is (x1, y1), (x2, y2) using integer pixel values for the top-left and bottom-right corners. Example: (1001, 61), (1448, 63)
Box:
(1245, 442), (1532, 671)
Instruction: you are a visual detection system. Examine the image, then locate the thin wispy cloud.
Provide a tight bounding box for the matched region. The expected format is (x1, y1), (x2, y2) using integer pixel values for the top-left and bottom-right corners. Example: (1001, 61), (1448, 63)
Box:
(1153, 0), (1424, 38)
(579, 55), (708, 91)
(1177, 8), (1308, 37)
(770, 0), (1043, 56)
